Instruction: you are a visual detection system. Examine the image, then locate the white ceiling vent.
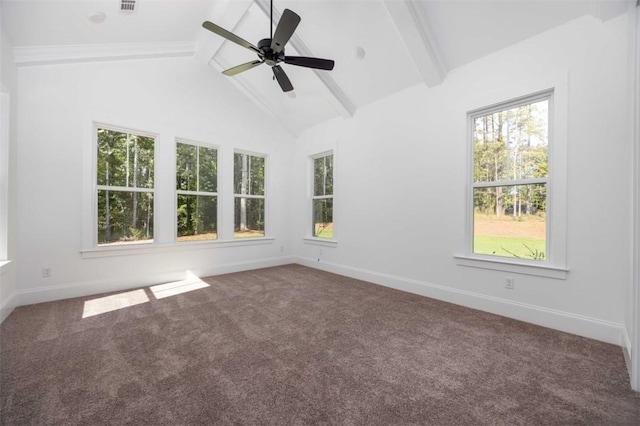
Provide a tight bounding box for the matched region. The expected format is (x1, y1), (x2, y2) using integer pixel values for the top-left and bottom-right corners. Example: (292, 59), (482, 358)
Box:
(119, 0), (137, 14)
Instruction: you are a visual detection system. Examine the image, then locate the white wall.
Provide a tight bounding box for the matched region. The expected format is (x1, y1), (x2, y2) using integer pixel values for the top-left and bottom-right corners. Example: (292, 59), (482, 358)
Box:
(15, 56), (296, 305)
(0, 19), (18, 322)
(293, 15), (632, 346)
(628, 0), (640, 392)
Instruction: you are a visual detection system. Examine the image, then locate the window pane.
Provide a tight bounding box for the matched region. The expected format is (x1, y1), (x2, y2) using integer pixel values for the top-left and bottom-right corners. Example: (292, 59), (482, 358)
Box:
(234, 197), (265, 238)
(233, 153), (243, 194)
(134, 136), (154, 188)
(314, 155), (333, 196)
(97, 190), (154, 245)
(473, 184), (546, 260)
(176, 143), (197, 191)
(234, 153), (264, 196)
(249, 156), (265, 196)
(313, 198), (333, 238)
(199, 146), (217, 193)
(473, 100), (548, 183)
(176, 143), (217, 193)
(97, 129), (127, 187)
(177, 194), (217, 242)
(97, 129), (154, 188)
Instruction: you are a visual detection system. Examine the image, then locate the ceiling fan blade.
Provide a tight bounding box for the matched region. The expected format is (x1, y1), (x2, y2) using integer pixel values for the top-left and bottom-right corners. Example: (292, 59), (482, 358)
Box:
(222, 60), (263, 76)
(202, 21), (261, 55)
(272, 65), (294, 92)
(284, 56), (335, 71)
(271, 9), (300, 54)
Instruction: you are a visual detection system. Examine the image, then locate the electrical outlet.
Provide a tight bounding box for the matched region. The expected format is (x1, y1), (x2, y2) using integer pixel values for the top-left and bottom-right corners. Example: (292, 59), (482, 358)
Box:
(42, 268), (52, 278)
(505, 277), (514, 289)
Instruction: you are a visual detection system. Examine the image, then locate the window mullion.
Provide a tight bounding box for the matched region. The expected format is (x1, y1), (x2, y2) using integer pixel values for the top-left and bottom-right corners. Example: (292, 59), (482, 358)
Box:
(473, 178), (548, 188)
(126, 133), (130, 188)
(97, 185), (153, 193)
(196, 146), (200, 192)
(234, 194), (264, 199)
(323, 155), (327, 196)
(177, 190), (217, 197)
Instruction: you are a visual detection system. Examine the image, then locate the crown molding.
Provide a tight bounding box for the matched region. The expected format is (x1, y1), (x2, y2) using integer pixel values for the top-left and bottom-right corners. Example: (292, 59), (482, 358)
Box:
(13, 41), (197, 66)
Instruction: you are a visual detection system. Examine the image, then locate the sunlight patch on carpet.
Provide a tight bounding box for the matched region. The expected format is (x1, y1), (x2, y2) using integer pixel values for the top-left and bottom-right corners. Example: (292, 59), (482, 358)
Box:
(82, 289), (150, 318)
(149, 271), (209, 299)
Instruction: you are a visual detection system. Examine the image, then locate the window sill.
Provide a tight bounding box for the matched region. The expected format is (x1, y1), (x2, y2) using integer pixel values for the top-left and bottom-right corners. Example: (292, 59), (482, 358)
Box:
(454, 255), (568, 279)
(0, 260), (10, 274)
(82, 238), (275, 259)
(303, 237), (338, 247)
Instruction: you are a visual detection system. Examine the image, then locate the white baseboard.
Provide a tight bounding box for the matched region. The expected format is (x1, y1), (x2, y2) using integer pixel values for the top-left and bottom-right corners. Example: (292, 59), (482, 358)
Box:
(622, 327), (633, 379)
(295, 256), (625, 347)
(0, 291), (16, 324)
(16, 256), (296, 307)
(187, 255), (296, 279)
(0, 260), (16, 323)
(12, 255), (627, 348)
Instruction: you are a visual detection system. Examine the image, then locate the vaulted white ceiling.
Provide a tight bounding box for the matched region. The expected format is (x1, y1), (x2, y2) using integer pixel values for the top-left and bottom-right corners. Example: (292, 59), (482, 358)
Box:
(1, 0), (630, 134)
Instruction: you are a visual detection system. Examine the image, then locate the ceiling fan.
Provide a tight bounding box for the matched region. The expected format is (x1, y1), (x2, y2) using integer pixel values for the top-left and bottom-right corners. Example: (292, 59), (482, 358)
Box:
(202, 0), (335, 93)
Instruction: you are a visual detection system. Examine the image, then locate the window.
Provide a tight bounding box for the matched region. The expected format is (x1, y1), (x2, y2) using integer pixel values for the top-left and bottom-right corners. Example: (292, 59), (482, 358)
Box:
(176, 141), (218, 242)
(233, 151), (265, 238)
(470, 92), (550, 261)
(96, 127), (154, 246)
(311, 152), (334, 239)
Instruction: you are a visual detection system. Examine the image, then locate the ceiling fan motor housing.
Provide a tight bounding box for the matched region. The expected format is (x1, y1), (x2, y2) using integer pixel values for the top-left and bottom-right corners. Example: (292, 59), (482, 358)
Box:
(258, 38), (284, 66)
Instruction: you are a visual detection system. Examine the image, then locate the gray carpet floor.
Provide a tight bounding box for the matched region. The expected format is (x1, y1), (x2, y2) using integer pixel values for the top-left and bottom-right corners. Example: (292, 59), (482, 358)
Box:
(1, 264), (639, 425)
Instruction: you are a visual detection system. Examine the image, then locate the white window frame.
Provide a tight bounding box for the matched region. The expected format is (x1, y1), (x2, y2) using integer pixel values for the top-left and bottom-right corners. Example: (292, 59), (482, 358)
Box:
(92, 123), (157, 247)
(310, 151), (335, 241)
(233, 149), (268, 239)
(0, 93), (9, 262)
(175, 139), (220, 243)
(456, 89), (568, 279)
